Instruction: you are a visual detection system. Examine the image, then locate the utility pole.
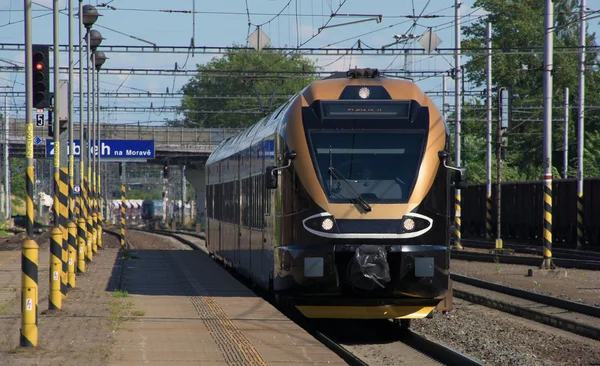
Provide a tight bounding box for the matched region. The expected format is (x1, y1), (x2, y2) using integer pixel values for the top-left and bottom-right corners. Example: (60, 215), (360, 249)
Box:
(496, 88), (507, 252)
(454, 0), (463, 250)
(486, 22), (493, 241)
(3, 94), (9, 220)
(541, 0), (555, 269)
(577, 0), (586, 249)
(66, 0), (77, 290)
(442, 76), (447, 122)
(563, 88), (569, 179)
(21, 0), (40, 347)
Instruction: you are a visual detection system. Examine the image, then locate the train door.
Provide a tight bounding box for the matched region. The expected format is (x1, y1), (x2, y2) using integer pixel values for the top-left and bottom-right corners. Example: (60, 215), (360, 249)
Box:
(259, 140), (266, 287)
(236, 153), (241, 269)
(218, 162), (222, 257)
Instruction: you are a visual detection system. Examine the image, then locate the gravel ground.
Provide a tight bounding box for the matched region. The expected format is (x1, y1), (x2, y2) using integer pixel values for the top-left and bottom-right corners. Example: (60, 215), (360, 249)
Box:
(412, 298), (600, 366)
(451, 259), (600, 306)
(126, 229), (192, 250)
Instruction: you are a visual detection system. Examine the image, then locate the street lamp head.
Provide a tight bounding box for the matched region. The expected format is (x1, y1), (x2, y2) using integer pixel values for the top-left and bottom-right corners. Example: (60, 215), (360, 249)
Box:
(81, 5), (101, 29)
(85, 29), (105, 51)
(94, 51), (108, 70)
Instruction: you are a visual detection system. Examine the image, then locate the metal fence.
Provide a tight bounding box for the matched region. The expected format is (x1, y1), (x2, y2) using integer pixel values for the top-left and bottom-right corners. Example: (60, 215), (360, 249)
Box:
(461, 179), (600, 247)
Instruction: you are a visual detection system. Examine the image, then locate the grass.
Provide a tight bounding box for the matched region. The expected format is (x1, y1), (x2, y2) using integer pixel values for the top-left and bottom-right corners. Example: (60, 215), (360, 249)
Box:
(112, 290), (129, 298)
(108, 299), (135, 331)
(131, 310), (145, 317)
(119, 249), (139, 260)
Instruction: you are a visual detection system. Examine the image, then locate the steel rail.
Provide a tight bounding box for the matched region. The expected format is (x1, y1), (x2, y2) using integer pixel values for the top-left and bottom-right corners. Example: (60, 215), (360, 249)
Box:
(452, 275), (600, 341)
(452, 273), (600, 317)
(451, 250), (600, 270)
(127, 227), (480, 365)
(461, 238), (600, 260)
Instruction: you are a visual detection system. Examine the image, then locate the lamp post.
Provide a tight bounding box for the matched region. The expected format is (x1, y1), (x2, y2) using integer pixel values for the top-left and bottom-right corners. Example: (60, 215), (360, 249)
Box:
(82, 4), (100, 259)
(94, 50), (107, 242)
(85, 29), (103, 210)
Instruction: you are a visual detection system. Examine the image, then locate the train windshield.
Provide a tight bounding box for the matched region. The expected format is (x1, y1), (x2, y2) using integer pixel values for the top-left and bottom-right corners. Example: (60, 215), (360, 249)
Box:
(309, 131), (424, 204)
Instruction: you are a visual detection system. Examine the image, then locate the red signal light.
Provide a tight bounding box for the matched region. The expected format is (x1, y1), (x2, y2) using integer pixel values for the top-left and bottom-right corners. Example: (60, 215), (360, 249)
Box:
(35, 62), (43, 71)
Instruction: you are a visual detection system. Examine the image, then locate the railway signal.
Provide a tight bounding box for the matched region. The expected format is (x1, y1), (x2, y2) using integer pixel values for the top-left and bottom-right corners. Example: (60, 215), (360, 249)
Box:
(163, 165), (169, 179)
(32, 44), (50, 109)
(118, 162), (123, 177)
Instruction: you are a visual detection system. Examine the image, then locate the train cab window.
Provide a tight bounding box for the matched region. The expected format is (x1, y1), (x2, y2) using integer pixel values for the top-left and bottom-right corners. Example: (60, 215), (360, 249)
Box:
(309, 131), (425, 204)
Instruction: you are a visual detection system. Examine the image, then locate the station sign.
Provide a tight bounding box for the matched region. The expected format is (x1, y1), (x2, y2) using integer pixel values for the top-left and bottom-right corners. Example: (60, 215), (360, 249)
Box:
(45, 139), (155, 160)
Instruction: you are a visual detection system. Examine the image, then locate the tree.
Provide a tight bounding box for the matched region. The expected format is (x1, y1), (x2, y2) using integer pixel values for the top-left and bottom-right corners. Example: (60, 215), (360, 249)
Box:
(176, 48), (318, 128)
(584, 130), (600, 177)
(461, 0), (600, 180)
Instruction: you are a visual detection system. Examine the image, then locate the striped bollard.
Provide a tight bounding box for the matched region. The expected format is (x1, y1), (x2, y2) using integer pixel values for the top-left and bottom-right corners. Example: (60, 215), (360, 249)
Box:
(77, 218), (87, 273)
(92, 213), (98, 253)
(87, 215), (94, 262)
(577, 193), (584, 249)
(97, 212), (103, 249)
(49, 228), (63, 310)
(486, 195), (492, 240)
(21, 239), (39, 347)
(454, 190), (463, 249)
(121, 185), (126, 249)
(542, 177), (554, 269)
(67, 222), (77, 287)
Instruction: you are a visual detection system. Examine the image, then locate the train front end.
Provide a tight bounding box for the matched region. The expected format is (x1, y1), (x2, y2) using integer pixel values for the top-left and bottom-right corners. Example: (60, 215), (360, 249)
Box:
(274, 72), (459, 319)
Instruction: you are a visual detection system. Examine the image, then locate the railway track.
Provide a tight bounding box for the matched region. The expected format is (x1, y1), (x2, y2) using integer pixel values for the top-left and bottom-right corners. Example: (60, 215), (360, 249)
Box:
(451, 249), (600, 270)
(452, 273), (600, 340)
(124, 227), (481, 366)
(461, 238), (600, 260)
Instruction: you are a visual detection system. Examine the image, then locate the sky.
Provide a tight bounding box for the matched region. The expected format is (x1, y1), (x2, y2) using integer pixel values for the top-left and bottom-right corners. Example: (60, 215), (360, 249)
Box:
(0, 0), (597, 127)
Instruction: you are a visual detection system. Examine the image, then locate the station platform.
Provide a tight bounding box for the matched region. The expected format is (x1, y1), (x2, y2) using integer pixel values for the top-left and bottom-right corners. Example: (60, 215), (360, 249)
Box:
(0, 235), (344, 365)
(112, 244), (345, 365)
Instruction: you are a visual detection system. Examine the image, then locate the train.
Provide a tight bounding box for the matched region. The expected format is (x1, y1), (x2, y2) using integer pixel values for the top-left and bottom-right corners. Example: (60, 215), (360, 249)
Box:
(141, 200), (165, 222)
(204, 68), (466, 321)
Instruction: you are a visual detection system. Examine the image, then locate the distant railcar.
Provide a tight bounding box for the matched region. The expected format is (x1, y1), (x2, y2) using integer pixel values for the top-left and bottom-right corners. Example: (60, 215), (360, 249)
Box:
(204, 69), (466, 321)
(141, 200), (165, 221)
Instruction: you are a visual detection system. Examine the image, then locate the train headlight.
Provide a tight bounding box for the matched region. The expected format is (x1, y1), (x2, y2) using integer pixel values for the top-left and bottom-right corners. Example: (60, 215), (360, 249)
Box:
(321, 218), (334, 231)
(403, 218), (416, 232)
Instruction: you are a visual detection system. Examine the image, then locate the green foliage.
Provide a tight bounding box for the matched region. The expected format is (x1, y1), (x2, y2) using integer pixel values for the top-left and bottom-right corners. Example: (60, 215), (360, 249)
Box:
(462, 0), (600, 180)
(9, 158), (26, 199)
(126, 186), (162, 200)
(177, 47), (318, 128)
(584, 130), (600, 177)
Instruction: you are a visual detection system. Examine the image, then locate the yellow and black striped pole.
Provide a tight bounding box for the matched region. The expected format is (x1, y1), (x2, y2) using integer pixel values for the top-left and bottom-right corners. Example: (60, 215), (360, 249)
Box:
(91, 171), (98, 253)
(92, 212), (98, 253)
(81, 177), (89, 262)
(77, 217), (87, 273)
(577, 192), (584, 249)
(21, 14), (39, 346)
(454, 191), (463, 249)
(49, 228), (62, 310)
(59, 168), (69, 298)
(67, 222), (77, 287)
(97, 170), (103, 249)
(121, 185), (126, 248)
(67, 158), (76, 287)
(97, 212), (103, 249)
(85, 174), (93, 262)
(542, 176), (554, 268)
(486, 194), (492, 240)
(22, 126), (39, 347)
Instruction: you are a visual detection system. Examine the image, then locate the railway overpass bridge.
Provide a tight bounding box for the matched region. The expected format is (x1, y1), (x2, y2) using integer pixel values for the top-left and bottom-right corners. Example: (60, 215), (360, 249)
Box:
(4, 120), (244, 223)
(6, 120), (243, 166)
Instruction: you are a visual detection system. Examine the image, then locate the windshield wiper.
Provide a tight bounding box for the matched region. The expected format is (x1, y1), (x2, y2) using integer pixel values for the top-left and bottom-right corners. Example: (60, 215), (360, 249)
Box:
(328, 166), (372, 212)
